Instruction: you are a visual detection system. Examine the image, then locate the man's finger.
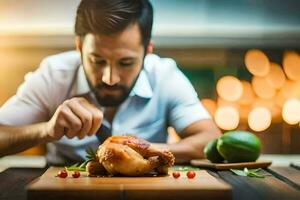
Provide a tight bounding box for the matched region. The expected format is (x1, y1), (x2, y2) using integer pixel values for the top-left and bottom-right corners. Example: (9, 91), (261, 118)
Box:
(82, 102), (103, 136)
(68, 99), (93, 139)
(60, 105), (82, 138)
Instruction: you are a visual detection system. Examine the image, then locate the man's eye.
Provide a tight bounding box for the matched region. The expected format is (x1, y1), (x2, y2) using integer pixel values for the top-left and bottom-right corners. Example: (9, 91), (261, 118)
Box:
(91, 58), (106, 65)
(119, 61), (134, 67)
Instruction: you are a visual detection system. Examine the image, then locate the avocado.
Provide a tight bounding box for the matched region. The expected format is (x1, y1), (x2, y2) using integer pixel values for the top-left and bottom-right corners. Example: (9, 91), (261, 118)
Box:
(204, 139), (224, 163)
(217, 131), (261, 163)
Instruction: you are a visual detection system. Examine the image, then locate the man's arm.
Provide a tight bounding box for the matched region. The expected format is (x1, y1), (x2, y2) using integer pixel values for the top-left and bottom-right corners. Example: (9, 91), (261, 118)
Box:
(0, 97), (103, 158)
(153, 119), (221, 163)
(0, 123), (50, 157)
(150, 58), (222, 163)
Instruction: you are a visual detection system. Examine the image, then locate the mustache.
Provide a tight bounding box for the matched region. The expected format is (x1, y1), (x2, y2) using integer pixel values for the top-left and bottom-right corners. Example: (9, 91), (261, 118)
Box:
(95, 83), (127, 91)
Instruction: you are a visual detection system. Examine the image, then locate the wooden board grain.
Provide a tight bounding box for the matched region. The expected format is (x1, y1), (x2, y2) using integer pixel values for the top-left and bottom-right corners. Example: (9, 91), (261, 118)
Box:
(26, 167), (231, 200)
(268, 166), (300, 190)
(216, 168), (300, 200)
(191, 159), (272, 170)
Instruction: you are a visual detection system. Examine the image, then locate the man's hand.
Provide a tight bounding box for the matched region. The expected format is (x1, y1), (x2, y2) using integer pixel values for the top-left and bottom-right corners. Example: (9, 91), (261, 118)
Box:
(46, 97), (103, 140)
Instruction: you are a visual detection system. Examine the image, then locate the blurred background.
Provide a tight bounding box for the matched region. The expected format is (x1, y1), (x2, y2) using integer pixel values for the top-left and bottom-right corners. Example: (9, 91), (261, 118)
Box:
(0, 0), (299, 156)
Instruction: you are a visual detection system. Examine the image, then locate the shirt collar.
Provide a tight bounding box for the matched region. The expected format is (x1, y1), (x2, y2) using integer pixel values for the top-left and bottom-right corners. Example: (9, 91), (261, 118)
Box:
(76, 65), (153, 99)
(76, 65), (90, 95)
(130, 69), (153, 99)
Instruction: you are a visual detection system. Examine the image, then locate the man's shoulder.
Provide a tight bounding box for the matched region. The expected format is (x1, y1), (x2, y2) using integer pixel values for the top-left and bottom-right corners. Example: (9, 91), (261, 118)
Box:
(144, 54), (179, 78)
(41, 50), (81, 71)
(144, 54), (195, 97)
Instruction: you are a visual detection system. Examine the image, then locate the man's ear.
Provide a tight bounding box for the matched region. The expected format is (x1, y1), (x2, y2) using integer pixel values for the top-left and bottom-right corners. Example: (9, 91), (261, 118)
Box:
(75, 36), (82, 52)
(146, 40), (154, 54)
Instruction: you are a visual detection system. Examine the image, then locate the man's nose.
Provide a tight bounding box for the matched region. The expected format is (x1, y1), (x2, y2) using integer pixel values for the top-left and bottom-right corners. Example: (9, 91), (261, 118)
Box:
(102, 65), (120, 86)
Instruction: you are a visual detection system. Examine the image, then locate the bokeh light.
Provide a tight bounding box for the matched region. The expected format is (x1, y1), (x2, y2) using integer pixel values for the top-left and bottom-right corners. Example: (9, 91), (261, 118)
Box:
(248, 107), (272, 132)
(216, 76), (243, 101)
(209, 49), (299, 132)
(238, 81), (256, 105)
(245, 49), (270, 77)
(283, 51), (300, 81)
(214, 106), (239, 130)
(217, 97), (239, 110)
(282, 98), (300, 125)
(265, 63), (286, 90)
(275, 80), (300, 107)
(253, 98), (282, 123)
(252, 76), (276, 99)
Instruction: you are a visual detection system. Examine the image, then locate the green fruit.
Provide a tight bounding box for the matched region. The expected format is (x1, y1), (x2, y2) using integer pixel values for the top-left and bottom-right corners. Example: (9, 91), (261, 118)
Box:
(217, 131), (261, 163)
(204, 139), (224, 163)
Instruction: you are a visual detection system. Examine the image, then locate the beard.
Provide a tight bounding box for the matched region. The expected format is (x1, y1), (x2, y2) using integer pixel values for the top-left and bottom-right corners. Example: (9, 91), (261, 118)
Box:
(91, 82), (131, 107)
(85, 72), (140, 107)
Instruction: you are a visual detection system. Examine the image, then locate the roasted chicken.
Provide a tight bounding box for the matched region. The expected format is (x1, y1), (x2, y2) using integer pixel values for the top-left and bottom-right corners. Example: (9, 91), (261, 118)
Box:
(86, 135), (175, 176)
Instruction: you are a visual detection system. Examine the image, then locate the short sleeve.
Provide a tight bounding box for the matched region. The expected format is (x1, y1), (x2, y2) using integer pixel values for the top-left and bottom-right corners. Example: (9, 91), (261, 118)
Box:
(166, 62), (211, 134)
(0, 59), (53, 125)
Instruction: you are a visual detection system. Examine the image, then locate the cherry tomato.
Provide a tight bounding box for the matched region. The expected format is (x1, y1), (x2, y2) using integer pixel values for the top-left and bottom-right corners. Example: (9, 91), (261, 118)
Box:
(57, 170), (68, 178)
(72, 171), (80, 178)
(186, 171), (196, 179)
(172, 171), (180, 178)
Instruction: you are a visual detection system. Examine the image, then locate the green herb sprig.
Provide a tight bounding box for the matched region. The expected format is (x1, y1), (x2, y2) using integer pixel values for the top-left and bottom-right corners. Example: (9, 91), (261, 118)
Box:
(171, 166), (200, 171)
(65, 147), (97, 171)
(230, 167), (265, 178)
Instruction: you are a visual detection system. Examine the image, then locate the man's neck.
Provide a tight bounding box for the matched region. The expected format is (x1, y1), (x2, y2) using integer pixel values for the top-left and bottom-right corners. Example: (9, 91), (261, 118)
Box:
(104, 107), (118, 124)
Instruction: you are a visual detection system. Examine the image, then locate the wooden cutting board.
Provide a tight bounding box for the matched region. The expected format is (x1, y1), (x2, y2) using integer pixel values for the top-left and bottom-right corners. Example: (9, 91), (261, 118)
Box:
(191, 159), (272, 170)
(27, 167), (231, 200)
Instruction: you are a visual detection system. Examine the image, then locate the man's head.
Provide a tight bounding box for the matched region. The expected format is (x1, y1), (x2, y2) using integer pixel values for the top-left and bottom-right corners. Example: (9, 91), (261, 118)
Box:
(75, 0), (154, 107)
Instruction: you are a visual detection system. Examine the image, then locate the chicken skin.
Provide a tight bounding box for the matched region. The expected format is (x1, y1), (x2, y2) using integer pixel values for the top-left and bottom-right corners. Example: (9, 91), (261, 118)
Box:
(86, 135), (175, 176)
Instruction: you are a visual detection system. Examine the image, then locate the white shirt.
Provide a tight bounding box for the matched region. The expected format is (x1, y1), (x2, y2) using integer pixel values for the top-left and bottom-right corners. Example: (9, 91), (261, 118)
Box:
(0, 51), (211, 165)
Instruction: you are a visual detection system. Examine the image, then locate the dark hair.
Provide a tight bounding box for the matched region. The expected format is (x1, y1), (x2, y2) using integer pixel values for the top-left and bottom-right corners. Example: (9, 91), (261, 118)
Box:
(75, 0), (153, 48)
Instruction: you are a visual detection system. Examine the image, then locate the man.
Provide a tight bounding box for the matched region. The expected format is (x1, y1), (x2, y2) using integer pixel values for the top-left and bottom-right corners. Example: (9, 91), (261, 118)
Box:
(0, 0), (221, 165)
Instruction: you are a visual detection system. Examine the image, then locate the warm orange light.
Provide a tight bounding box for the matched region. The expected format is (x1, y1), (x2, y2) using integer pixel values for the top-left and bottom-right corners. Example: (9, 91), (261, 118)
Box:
(282, 98), (300, 125)
(245, 49), (270, 77)
(265, 63), (286, 89)
(167, 127), (181, 144)
(201, 99), (217, 116)
(238, 81), (256, 105)
(275, 80), (300, 107)
(248, 107), (272, 132)
(216, 76), (243, 101)
(214, 106), (239, 130)
(252, 76), (276, 99)
(290, 80), (300, 99)
(253, 98), (282, 123)
(239, 105), (252, 124)
(217, 97), (240, 110)
(283, 52), (300, 81)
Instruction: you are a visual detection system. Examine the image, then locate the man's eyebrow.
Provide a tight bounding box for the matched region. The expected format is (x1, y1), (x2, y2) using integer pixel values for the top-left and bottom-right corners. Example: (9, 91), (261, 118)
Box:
(120, 57), (136, 60)
(90, 53), (103, 58)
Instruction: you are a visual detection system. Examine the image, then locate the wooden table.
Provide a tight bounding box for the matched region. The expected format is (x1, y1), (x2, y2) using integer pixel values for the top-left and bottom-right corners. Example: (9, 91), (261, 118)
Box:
(1, 155), (300, 200)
